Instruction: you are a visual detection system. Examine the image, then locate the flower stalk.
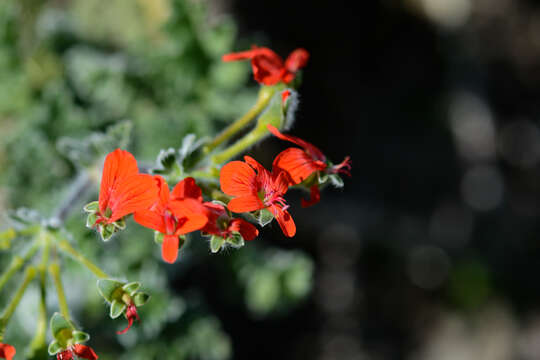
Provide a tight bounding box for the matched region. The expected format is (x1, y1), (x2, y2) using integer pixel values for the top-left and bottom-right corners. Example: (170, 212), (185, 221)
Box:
(49, 263), (71, 322)
(0, 239), (40, 292)
(56, 239), (109, 279)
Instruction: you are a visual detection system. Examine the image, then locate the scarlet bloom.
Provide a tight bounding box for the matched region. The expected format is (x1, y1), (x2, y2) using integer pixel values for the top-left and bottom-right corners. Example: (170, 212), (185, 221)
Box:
(268, 124), (351, 207)
(57, 344), (98, 360)
(0, 343), (15, 360)
(117, 303), (139, 335)
(134, 176), (208, 263)
(220, 156), (295, 237)
(222, 46), (309, 86)
(96, 149), (158, 224)
(202, 202), (259, 241)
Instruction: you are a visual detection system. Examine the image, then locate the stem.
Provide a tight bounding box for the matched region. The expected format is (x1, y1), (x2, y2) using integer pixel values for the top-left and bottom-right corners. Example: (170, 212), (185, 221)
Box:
(0, 239), (40, 293)
(203, 86), (276, 154)
(211, 122), (270, 165)
(57, 239), (109, 279)
(27, 238), (49, 355)
(52, 172), (93, 225)
(49, 262), (70, 321)
(0, 266), (37, 341)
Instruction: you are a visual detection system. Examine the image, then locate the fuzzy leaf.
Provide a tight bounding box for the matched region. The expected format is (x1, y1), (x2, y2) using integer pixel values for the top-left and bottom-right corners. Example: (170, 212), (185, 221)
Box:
(110, 300), (126, 319)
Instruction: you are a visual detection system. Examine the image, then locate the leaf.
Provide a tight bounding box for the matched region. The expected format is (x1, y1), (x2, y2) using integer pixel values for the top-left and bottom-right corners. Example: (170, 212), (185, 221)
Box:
(97, 279), (124, 302)
(210, 236), (225, 253)
(122, 282), (141, 296)
(110, 300), (126, 319)
(133, 292), (150, 307)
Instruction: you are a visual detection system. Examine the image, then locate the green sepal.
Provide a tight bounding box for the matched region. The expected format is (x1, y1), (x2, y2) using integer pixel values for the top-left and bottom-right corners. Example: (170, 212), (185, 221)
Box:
(100, 224), (116, 241)
(328, 174), (344, 188)
(72, 330), (90, 343)
(113, 218), (126, 230)
(110, 300), (126, 319)
(50, 313), (73, 339)
(47, 340), (63, 355)
(83, 201), (99, 213)
(97, 279), (124, 302)
(227, 232), (245, 248)
(210, 236), (225, 253)
(133, 292), (150, 307)
(256, 208), (274, 227)
(86, 213), (97, 228)
(122, 282), (141, 296)
(154, 231), (164, 245)
(0, 228), (15, 250)
(318, 172), (329, 184)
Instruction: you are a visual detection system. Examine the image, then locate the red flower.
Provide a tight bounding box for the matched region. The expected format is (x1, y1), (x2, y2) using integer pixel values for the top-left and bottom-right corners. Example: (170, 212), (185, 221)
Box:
(96, 149), (158, 224)
(267, 124), (351, 207)
(0, 343), (15, 360)
(116, 303), (140, 335)
(220, 156), (296, 237)
(201, 202), (259, 241)
(222, 46), (309, 86)
(134, 176), (208, 263)
(57, 344), (98, 360)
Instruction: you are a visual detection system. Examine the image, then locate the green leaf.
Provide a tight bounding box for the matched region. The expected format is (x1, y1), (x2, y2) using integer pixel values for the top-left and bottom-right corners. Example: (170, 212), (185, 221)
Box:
(86, 213), (97, 228)
(122, 282), (141, 296)
(50, 313), (73, 339)
(110, 300), (126, 319)
(83, 201), (99, 213)
(226, 232), (244, 248)
(133, 292), (150, 307)
(154, 148), (177, 173)
(47, 340), (63, 355)
(72, 330), (90, 343)
(210, 236), (225, 253)
(257, 209), (274, 227)
(154, 231), (164, 245)
(97, 279), (124, 302)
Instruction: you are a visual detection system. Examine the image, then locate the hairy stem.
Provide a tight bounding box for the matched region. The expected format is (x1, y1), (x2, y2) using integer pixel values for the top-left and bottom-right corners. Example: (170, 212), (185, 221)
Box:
(57, 239), (109, 279)
(49, 262), (70, 321)
(204, 86), (276, 154)
(0, 239), (40, 293)
(211, 122), (270, 165)
(0, 266), (37, 341)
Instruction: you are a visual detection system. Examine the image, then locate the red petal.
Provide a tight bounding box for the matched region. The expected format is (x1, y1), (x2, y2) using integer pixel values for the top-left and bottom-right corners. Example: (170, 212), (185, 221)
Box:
(227, 195), (264, 213)
(251, 56), (285, 85)
(169, 199), (209, 234)
(153, 175), (170, 205)
(99, 149), (140, 213)
(269, 205), (296, 237)
(0, 343), (16, 360)
(162, 234), (179, 263)
(267, 125), (326, 161)
(107, 174), (159, 222)
(133, 208), (166, 233)
(284, 48), (310, 73)
(301, 185), (321, 208)
(229, 219), (259, 241)
(200, 202), (226, 235)
(273, 148), (326, 185)
(117, 315), (134, 335)
(220, 161), (257, 197)
(57, 350), (73, 360)
(73, 344), (99, 360)
(222, 46), (275, 61)
(171, 177), (203, 201)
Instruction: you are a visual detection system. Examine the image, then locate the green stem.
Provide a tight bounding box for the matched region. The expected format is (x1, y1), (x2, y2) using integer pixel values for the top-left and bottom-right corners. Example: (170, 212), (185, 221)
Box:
(57, 239), (109, 279)
(203, 86), (276, 154)
(49, 262), (70, 321)
(0, 239), (40, 293)
(211, 122), (270, 165)
(0, 266), (37, 341)
(27, 235), (50, 355)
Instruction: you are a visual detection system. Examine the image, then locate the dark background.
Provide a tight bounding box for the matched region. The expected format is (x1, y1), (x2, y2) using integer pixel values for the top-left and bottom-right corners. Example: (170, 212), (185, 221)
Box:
(221, 0), (540, 359)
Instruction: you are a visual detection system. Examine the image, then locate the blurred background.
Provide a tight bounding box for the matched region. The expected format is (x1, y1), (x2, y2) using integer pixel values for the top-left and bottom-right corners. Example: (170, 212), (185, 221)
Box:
(2, 0), (540, 359)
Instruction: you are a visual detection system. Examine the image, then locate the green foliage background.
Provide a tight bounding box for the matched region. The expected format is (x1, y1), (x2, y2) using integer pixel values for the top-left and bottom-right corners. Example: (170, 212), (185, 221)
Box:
(0, 0), (313, 359)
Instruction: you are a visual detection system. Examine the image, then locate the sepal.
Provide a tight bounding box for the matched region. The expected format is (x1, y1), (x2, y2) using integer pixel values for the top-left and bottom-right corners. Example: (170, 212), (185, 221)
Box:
(83, 201), (99, 213)
(154, 231), (164, 245)
(210, 236), (225, 253)
(97, 279), (124, 303)
(328, 174), (344, 188)
(72, 331), (90, 343)
(133, 292), (150, 307)
(110, 300), (126, 319)
(50, 313), (73, 340)
(48, 340), (62, 355)
(226, 232), (245, 248)
(256, 209), (274, 227)
(122, 282), (141, 296)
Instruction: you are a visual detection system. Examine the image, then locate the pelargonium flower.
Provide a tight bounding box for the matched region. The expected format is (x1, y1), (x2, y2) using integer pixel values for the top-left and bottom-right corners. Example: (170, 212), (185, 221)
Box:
(222, 46), (309, 86)
(220, 156), (295, 237)
(116, 302), (139, 335)
(268, 124), (351, 207)
(57, 344), (98, 360)
(134, 176), (208, 263)
(0, 343), (15, 360)
(201, 202), (259, 241)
